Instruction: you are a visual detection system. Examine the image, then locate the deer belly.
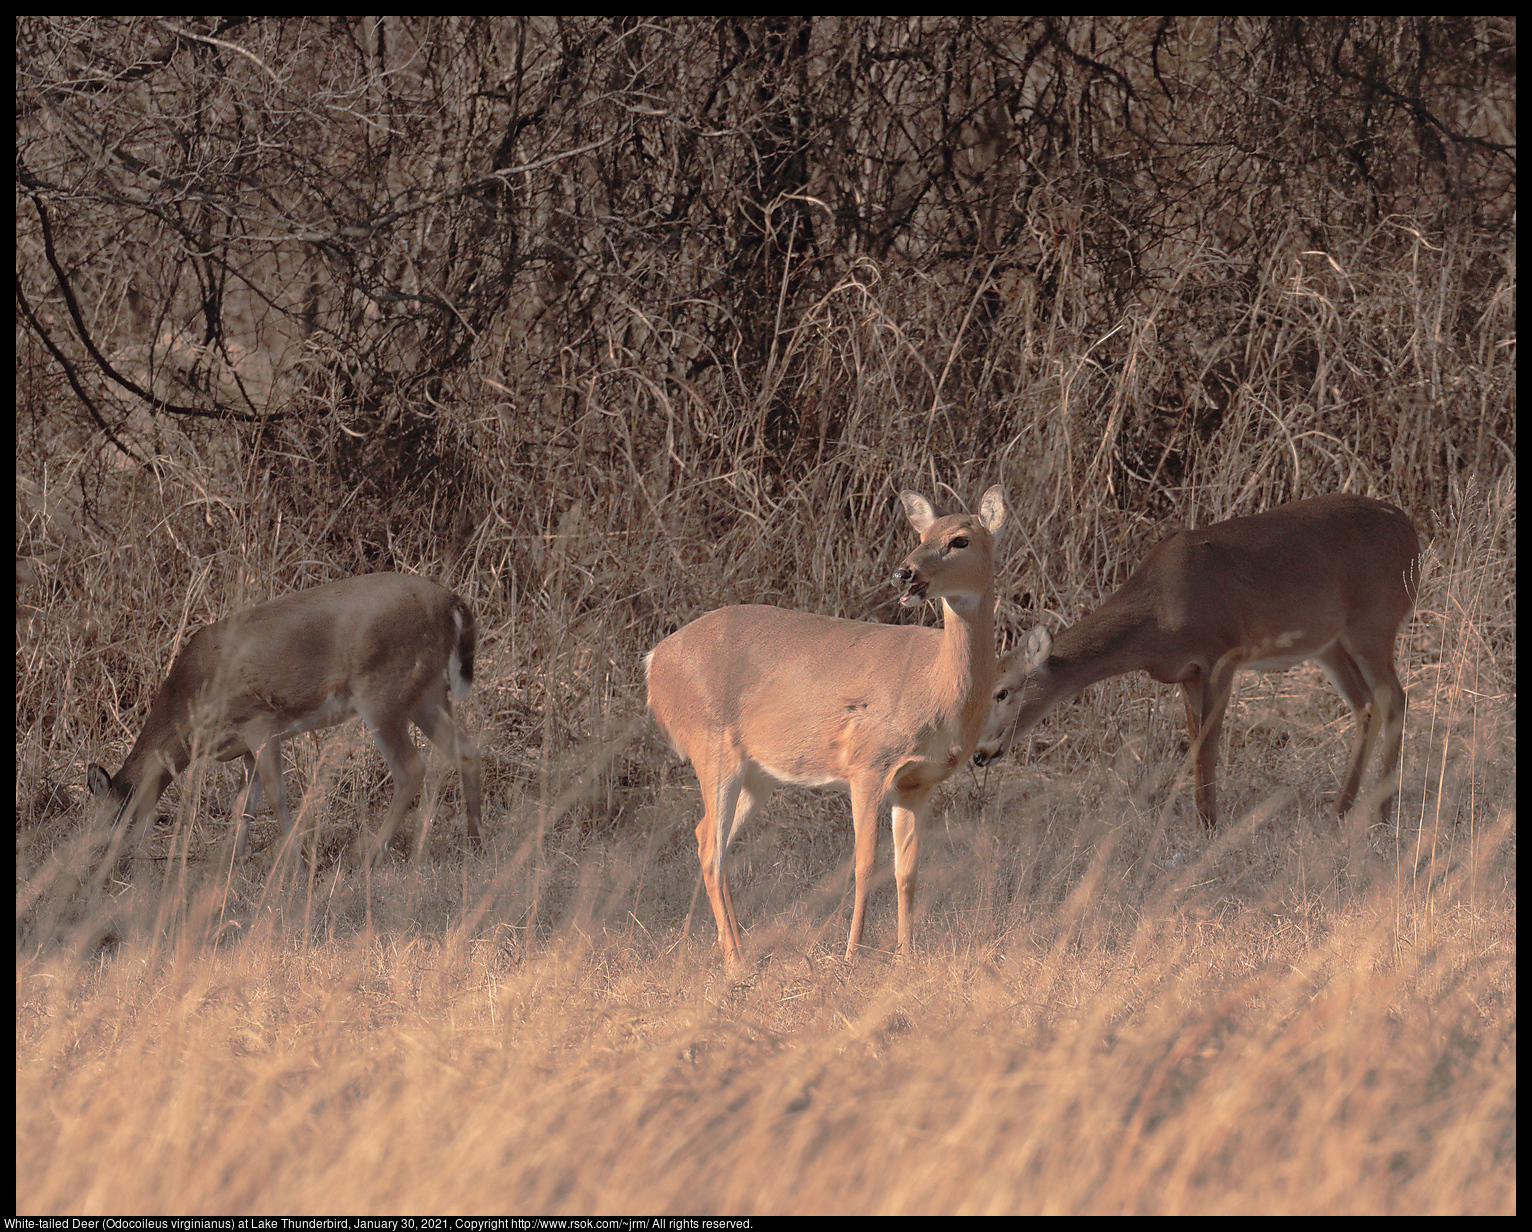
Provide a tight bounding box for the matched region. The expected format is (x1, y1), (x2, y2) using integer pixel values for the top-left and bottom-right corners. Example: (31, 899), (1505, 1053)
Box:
(1243, 635), (1339, 673)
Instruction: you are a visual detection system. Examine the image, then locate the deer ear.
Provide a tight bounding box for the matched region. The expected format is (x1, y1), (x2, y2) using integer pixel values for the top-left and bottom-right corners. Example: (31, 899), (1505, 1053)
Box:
(979, 485), (1007, 537)
(900, 491), (939, 535)
(1024, 625), (1052, 670)
(87, 763), (116, 799)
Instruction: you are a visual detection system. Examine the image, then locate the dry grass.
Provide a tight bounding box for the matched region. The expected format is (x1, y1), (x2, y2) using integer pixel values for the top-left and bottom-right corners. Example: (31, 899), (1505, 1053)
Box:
(16, 477), (1516, 1215)
(15, 812), (1515, 1215)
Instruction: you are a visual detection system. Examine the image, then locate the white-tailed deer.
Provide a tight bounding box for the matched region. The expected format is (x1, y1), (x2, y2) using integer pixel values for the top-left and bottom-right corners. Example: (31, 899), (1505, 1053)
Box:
(645, 486), (1007, 963)
(87, 573), (482, 868)
(972, 494), (1419, 828)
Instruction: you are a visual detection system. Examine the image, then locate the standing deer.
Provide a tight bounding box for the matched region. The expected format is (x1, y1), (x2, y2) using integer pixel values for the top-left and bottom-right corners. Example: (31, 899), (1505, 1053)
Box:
(87, 573), (482, 868)
(645, 486), (1007, 963)
(972, 494), (1419, 827)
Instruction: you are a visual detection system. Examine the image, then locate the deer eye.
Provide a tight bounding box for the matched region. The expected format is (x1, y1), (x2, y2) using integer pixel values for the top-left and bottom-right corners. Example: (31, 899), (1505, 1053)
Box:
(995, 688), (1009, 702)
(950, 536), (968, 550)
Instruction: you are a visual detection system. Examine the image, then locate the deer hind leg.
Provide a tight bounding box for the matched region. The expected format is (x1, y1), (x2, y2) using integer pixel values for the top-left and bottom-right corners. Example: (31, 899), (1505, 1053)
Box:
(360, 712), (427, 864)
(1181, 660), (1234, 829)
(689, 757), (775, 963)
(413, 686), (483, 845)
(1370, 668), (1407, 825)
(1179, 678), (1207, 822)
(1319, 642), (1405, 824)
(693, 759), (751, 963)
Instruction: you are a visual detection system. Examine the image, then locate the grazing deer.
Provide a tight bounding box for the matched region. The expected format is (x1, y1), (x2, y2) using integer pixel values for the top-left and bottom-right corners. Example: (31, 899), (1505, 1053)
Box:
(87, 573), (482, 868)
(972, 494), (1419, 828)
(645, 486), (1007, 963)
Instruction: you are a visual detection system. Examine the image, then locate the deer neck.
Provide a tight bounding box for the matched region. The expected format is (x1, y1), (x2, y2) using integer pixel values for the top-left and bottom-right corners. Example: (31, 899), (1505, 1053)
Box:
(1052, 599), (1158, 693)
(935, 589), (997, 732)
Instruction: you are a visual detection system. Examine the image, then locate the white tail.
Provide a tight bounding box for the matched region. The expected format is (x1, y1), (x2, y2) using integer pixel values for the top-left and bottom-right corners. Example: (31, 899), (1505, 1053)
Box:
(645, 486), (1007, 963)
(87, 572), (482, 867)
(973, 494), (1419, 828)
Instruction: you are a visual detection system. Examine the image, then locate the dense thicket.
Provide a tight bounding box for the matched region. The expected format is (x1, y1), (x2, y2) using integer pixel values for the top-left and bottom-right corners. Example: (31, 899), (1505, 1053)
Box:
(16, 15), (1516, 766)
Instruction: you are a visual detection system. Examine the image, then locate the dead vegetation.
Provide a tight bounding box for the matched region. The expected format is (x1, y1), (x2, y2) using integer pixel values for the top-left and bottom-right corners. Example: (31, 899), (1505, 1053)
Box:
(16, 17), (1515, 1215)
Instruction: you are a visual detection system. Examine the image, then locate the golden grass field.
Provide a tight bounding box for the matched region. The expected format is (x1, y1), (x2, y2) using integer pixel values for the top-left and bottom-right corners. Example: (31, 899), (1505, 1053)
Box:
(15, 811), (1516, 1215)
(16, 480), (1515, 1215)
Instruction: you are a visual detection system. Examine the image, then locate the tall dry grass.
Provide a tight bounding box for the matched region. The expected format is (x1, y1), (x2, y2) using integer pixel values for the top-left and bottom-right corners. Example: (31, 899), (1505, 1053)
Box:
(16, 469), (1515, 1214)
(14, 823), (1515, 1214)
